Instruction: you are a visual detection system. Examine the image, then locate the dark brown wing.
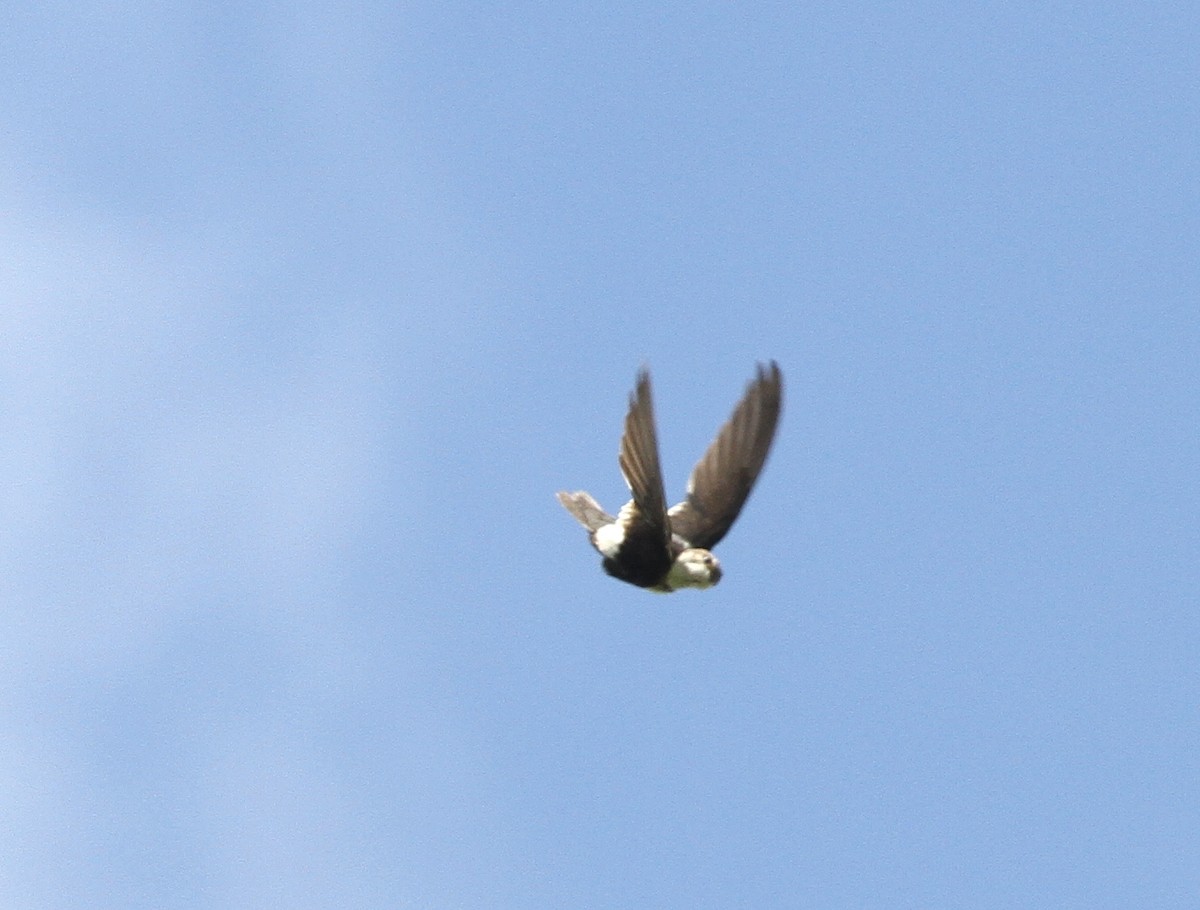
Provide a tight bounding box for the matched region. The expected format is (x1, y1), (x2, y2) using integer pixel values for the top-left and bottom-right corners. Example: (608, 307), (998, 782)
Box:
(617, 368), (672, 554)
(668, 361), (783, 550)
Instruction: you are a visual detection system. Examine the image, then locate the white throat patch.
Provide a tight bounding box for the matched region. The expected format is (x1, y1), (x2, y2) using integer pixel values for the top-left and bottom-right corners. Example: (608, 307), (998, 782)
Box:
(664, 550), (720, 590)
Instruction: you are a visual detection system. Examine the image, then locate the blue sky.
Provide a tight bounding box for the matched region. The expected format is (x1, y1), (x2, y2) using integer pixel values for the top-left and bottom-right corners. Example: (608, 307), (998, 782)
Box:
(3, 2), (1198, 907)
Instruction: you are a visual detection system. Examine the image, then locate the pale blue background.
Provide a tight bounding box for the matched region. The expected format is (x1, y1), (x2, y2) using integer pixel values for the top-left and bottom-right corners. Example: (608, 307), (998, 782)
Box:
(3, 3), (1197, 907)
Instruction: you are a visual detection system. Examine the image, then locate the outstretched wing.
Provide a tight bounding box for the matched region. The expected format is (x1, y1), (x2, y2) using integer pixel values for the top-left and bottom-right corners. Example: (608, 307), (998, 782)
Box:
(668, 361), (783, 550)
(616, 368), (672, 553)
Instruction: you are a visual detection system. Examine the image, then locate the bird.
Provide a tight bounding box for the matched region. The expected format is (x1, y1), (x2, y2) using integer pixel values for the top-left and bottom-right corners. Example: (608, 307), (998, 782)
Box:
(557, 361), (783, 592)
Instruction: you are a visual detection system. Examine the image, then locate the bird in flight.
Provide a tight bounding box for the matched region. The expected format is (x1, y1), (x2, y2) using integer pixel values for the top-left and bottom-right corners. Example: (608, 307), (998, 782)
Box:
(557, 361), (783, 592)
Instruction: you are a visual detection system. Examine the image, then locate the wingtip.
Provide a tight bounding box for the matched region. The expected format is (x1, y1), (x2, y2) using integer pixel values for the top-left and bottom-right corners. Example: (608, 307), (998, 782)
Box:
(751, 361), (783, 407)
(634, 363), (652, 389)
(629, 365), (654, 410)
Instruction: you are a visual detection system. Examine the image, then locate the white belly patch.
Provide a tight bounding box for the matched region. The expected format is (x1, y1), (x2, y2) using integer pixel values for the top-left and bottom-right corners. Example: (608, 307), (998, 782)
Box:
(592, 522), (626, 558)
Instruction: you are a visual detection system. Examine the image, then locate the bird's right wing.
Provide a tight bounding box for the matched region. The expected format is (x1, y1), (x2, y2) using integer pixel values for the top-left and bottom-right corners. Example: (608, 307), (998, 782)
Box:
(617, 367), (672, 552)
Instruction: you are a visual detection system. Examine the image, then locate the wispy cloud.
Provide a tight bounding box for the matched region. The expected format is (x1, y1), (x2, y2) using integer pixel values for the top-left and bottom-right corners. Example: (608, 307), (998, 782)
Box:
(0, 204), (441, 906)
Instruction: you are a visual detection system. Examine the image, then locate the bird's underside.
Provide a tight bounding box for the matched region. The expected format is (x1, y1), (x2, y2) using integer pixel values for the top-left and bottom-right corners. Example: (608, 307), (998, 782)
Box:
(557, 361), (782, 592)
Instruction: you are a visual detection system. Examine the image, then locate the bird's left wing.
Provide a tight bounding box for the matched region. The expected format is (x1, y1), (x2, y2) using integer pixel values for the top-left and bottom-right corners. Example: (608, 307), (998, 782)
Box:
(668, 361), (783, 550)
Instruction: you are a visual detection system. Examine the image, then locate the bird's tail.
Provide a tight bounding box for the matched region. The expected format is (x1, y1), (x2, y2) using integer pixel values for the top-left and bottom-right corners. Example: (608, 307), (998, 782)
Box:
(556, 491), (614, 532)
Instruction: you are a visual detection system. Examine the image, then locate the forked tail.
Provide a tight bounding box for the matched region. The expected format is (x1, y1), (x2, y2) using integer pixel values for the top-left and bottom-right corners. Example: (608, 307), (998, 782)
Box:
(556, 491), (614, 532)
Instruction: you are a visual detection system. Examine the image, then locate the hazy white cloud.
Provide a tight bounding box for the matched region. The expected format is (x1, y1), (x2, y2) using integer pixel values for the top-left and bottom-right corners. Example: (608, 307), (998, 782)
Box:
(0, 206), (394, 665)
(0, 203), (434, 907)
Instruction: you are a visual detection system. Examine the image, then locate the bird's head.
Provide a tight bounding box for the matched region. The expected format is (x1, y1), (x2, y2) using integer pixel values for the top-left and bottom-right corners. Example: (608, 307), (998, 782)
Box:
(667, 548), (723, 590)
